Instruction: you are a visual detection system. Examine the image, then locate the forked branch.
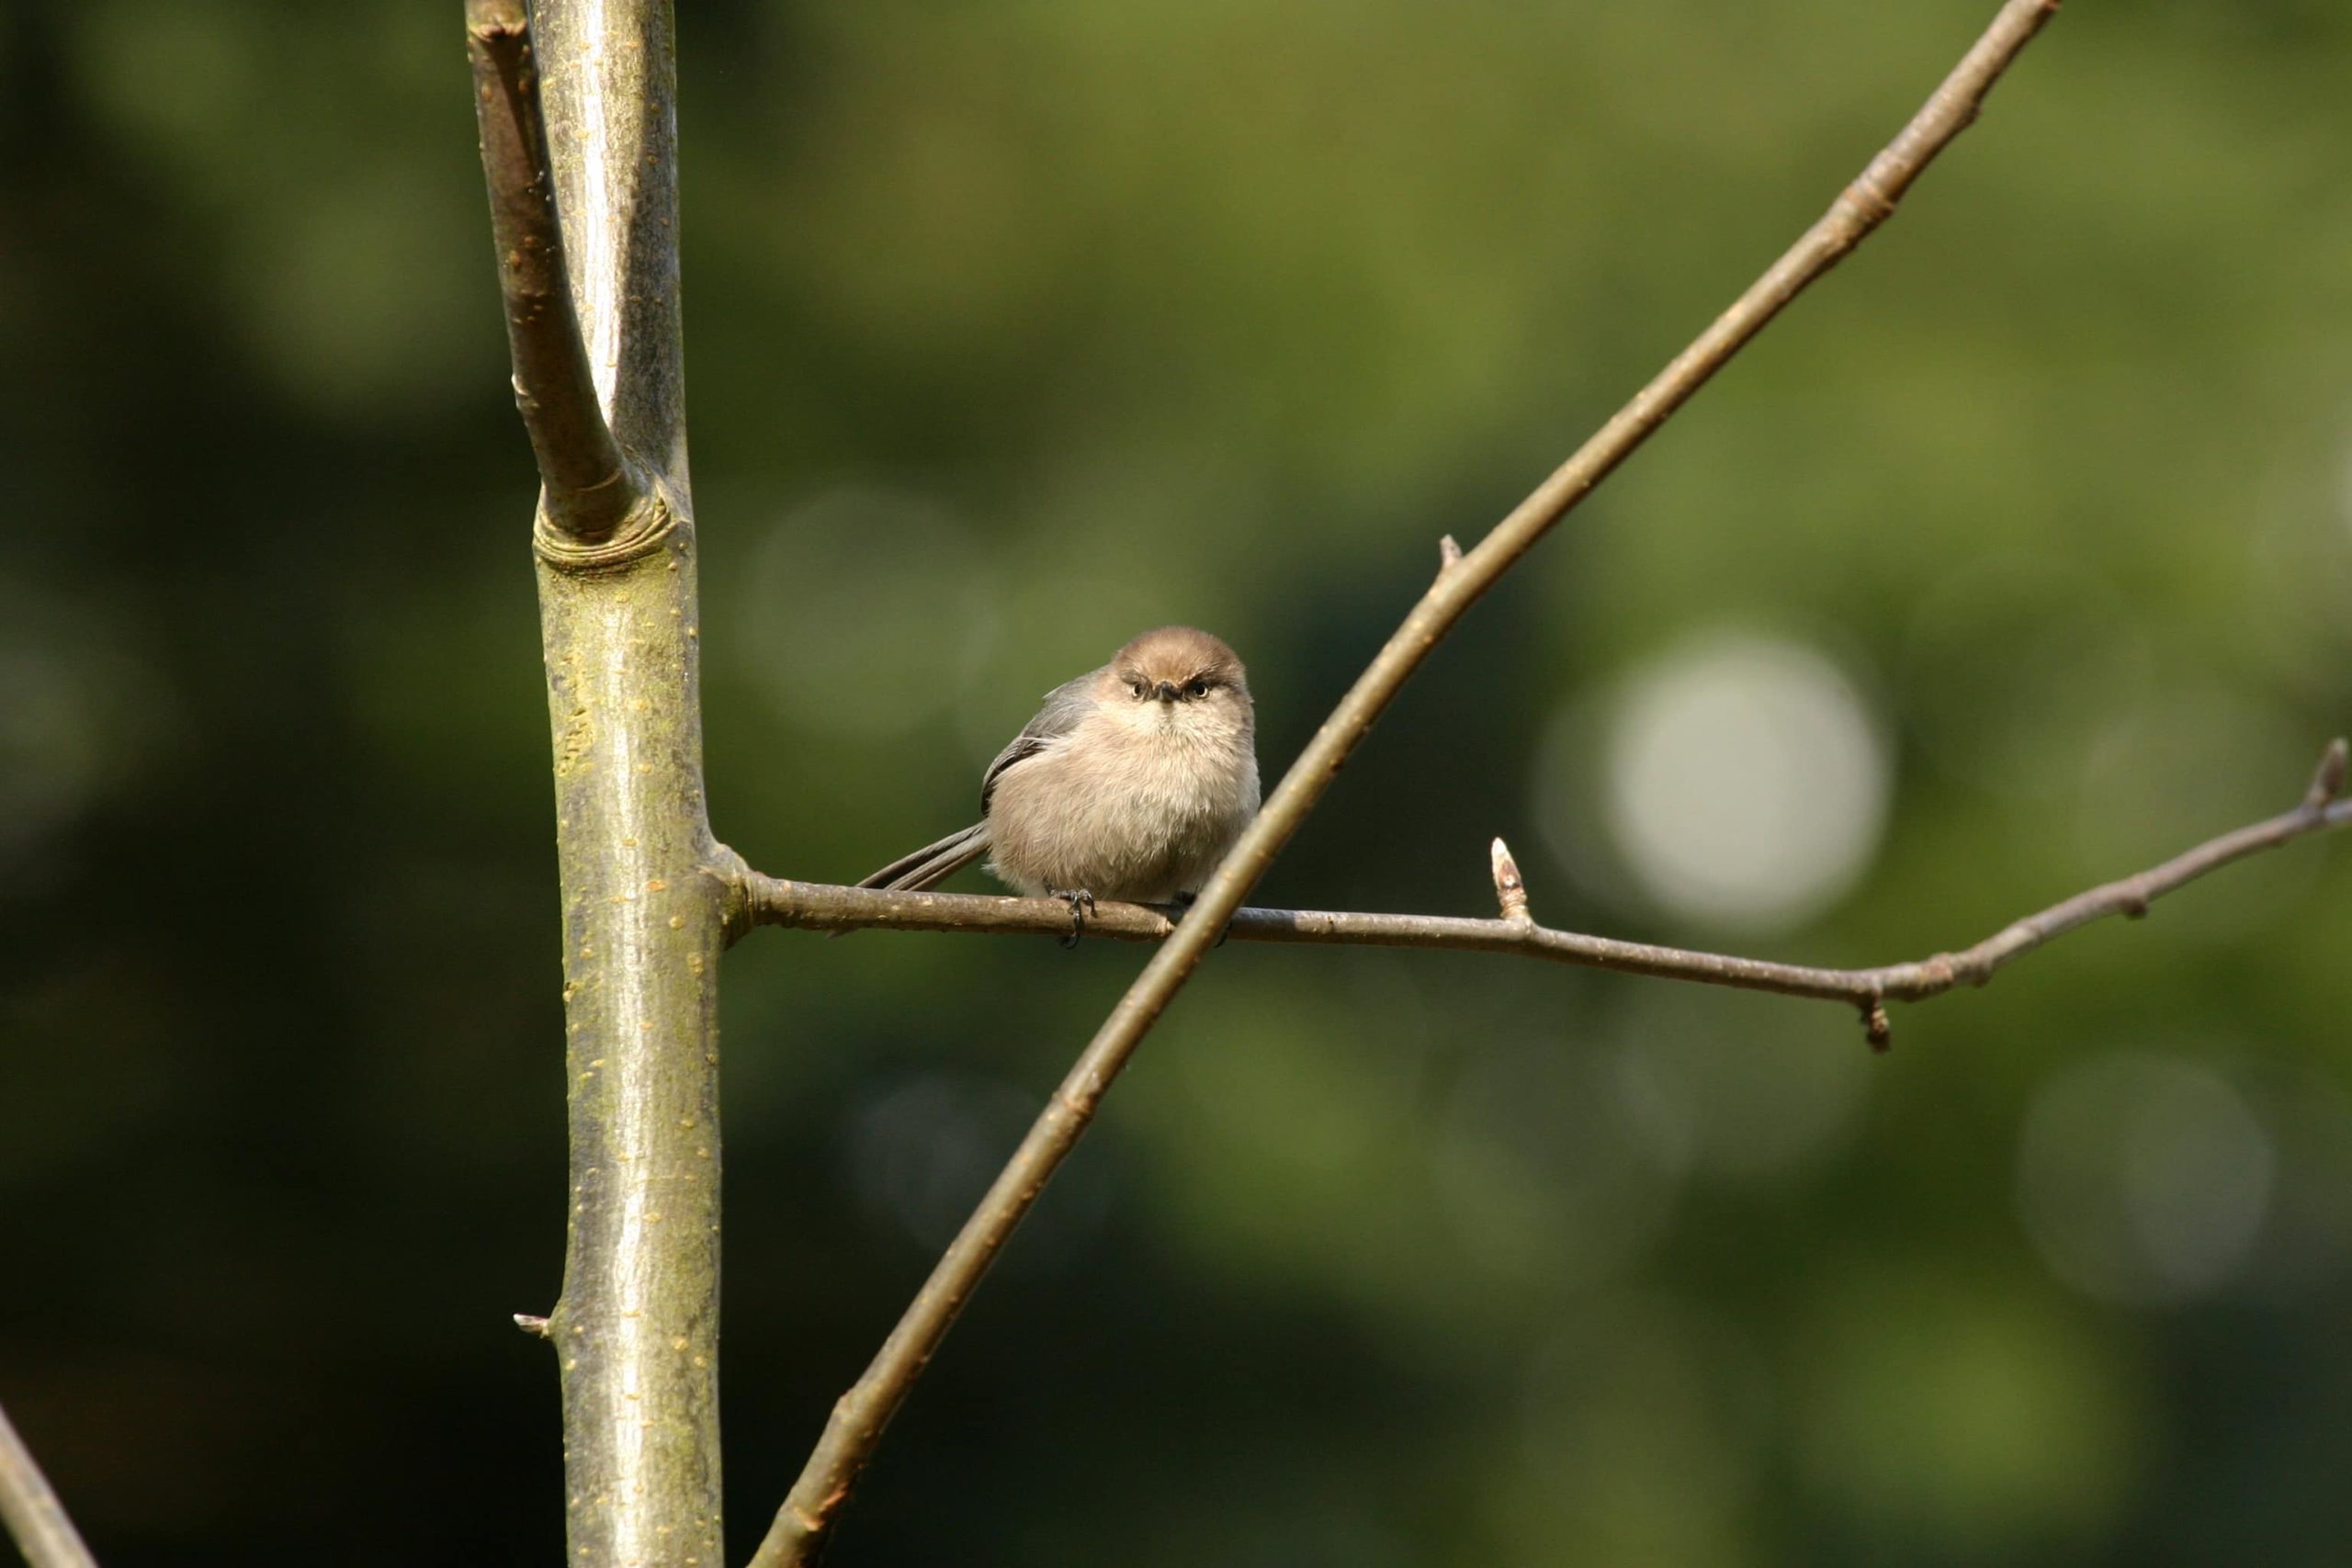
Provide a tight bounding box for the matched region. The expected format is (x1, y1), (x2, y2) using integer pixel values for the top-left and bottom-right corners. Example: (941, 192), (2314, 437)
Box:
(0, 1402), (97, 1568)
(751, 3), (2067, 1563)
(465, 0), (640, 541)
(465, 0), (720, 1560)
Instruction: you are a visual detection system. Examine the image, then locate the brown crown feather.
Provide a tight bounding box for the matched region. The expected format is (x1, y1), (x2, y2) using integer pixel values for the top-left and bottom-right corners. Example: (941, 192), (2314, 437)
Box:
(1111, 626), (1247, 690)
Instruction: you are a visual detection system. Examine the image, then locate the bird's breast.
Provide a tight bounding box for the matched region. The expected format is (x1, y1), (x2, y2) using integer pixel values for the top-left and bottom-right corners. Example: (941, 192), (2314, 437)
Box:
(984, 715), (1256, 900)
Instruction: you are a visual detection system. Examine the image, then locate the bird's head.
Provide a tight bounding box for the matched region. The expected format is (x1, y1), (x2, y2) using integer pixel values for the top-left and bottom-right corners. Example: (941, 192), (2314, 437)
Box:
(1101, 626), (1252, 738)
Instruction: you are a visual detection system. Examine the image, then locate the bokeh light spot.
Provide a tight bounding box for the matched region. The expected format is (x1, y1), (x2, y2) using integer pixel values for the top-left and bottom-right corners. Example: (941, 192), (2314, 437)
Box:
(1593, 634), (1889, 931)
(2017, 1053), (2275, 1305)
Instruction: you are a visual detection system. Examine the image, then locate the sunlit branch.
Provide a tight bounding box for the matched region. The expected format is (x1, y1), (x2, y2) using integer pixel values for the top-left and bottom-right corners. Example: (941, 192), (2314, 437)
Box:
(748, 4), (2067, 1563)
(464, 0), (723, 1562)
(0, 1402), (98, 1568)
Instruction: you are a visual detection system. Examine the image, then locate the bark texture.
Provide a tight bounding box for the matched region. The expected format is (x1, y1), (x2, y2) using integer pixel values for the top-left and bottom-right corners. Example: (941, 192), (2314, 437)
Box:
(478, 0), (729, 1561)
(539, 529), (728, 1567)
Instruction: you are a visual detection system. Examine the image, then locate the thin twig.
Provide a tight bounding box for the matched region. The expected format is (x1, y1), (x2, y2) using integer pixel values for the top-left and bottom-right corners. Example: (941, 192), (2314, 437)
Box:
(749, 5), (2064, 1562)
(740, 746), (2347, 1042)
(466, 0), (640, 542)
(0, 1402), (98, 1568)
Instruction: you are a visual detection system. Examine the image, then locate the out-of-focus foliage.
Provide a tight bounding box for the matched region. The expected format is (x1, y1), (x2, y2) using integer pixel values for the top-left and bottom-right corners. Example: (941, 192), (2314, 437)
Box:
(5, 1), (2352, 1562)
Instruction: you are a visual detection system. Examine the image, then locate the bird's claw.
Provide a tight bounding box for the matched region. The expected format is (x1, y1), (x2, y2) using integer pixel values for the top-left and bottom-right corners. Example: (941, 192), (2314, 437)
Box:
(1051, 887), (1096, 948)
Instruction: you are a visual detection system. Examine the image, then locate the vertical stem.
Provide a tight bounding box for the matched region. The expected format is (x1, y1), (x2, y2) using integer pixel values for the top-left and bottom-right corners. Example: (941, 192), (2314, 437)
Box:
(532, 0), (691, 494)
(540, 530), (728, 1567)
(519, 2), (723, 1562)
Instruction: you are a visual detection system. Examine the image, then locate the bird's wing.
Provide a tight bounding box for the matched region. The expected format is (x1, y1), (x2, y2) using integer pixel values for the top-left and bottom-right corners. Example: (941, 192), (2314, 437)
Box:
(980, 669), (1100, 813)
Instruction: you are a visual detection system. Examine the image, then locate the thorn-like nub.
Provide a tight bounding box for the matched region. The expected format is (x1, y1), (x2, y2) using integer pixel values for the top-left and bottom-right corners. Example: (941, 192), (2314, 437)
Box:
(514, 1313), (552, 1338)
(1438, 535), (1464, 570)
(1491, 837), (1532, 922)
(2306, 738), (2348, 811)
(1861, 999), (1892, 1054)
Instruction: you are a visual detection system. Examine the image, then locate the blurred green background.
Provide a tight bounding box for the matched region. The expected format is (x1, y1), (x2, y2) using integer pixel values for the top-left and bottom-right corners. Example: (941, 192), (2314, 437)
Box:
(6, 1), (2352, 1562)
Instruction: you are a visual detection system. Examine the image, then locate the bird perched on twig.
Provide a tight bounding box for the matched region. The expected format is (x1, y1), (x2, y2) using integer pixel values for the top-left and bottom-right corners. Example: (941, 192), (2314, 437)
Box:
(855, 626), (1260, 942)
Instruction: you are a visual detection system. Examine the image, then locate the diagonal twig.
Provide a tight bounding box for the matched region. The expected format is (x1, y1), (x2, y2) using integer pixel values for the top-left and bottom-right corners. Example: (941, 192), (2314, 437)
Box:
(748, 4), (2065, 1562)
(0, 1401), (98, 1568)
(465, 0), (641, 542)
(737, 739), (2349, 1051)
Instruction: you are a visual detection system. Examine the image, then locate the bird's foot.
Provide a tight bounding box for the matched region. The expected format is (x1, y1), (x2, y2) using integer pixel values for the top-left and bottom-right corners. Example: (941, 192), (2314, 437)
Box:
(1050, 887), (1097, 948)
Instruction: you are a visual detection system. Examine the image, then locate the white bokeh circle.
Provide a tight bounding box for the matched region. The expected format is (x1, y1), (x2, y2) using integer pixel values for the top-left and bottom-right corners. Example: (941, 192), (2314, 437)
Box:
(1597, 634), (1890, 931)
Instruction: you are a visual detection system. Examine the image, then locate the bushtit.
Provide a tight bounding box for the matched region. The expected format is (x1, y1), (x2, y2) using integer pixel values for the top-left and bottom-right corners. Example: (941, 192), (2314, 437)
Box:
(856, 626), (1260, 939)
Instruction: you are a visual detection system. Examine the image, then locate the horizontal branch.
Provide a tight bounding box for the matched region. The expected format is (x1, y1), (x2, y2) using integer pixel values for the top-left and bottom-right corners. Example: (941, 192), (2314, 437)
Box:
(740, 739), (2350, 1050)
(466, 0), (641, 544)
(0, 1401), (98, 1568)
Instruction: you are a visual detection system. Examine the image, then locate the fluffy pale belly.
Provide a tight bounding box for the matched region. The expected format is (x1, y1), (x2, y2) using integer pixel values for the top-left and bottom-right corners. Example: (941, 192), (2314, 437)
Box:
(985, 739), (1253, 902)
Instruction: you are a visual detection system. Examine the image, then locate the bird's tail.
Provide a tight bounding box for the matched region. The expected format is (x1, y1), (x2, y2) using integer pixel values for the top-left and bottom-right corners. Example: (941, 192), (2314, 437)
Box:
(831, 824), (990, 939)
(854, 822), (991, 894)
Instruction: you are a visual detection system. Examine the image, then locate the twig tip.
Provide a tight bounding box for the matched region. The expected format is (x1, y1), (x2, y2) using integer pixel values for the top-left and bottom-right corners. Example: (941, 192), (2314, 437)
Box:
(2306, 738), (2348, 811)
(1490, 837), (1532, 922)
(514, 1313), (552, 1338)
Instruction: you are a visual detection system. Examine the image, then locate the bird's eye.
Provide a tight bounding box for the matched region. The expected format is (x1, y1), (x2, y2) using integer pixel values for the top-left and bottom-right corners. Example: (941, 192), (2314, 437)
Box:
(1186, 679), (1210, 699)
(1129, 680), (1148, 699)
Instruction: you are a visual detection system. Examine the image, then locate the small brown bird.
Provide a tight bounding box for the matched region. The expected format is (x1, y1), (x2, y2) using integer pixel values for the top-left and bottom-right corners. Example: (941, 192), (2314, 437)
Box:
(856, 626), (1260, 939)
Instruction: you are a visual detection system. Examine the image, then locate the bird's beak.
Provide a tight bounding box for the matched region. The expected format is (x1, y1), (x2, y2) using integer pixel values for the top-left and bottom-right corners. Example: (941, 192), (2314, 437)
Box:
(1156, 681), (1179, 704)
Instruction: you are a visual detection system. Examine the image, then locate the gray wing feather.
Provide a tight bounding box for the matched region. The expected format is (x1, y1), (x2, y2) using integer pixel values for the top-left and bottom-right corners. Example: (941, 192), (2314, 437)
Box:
(852, 671), (1098, 897)
(854, 822), (991, 893)
(978, 670), (1100, 813)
